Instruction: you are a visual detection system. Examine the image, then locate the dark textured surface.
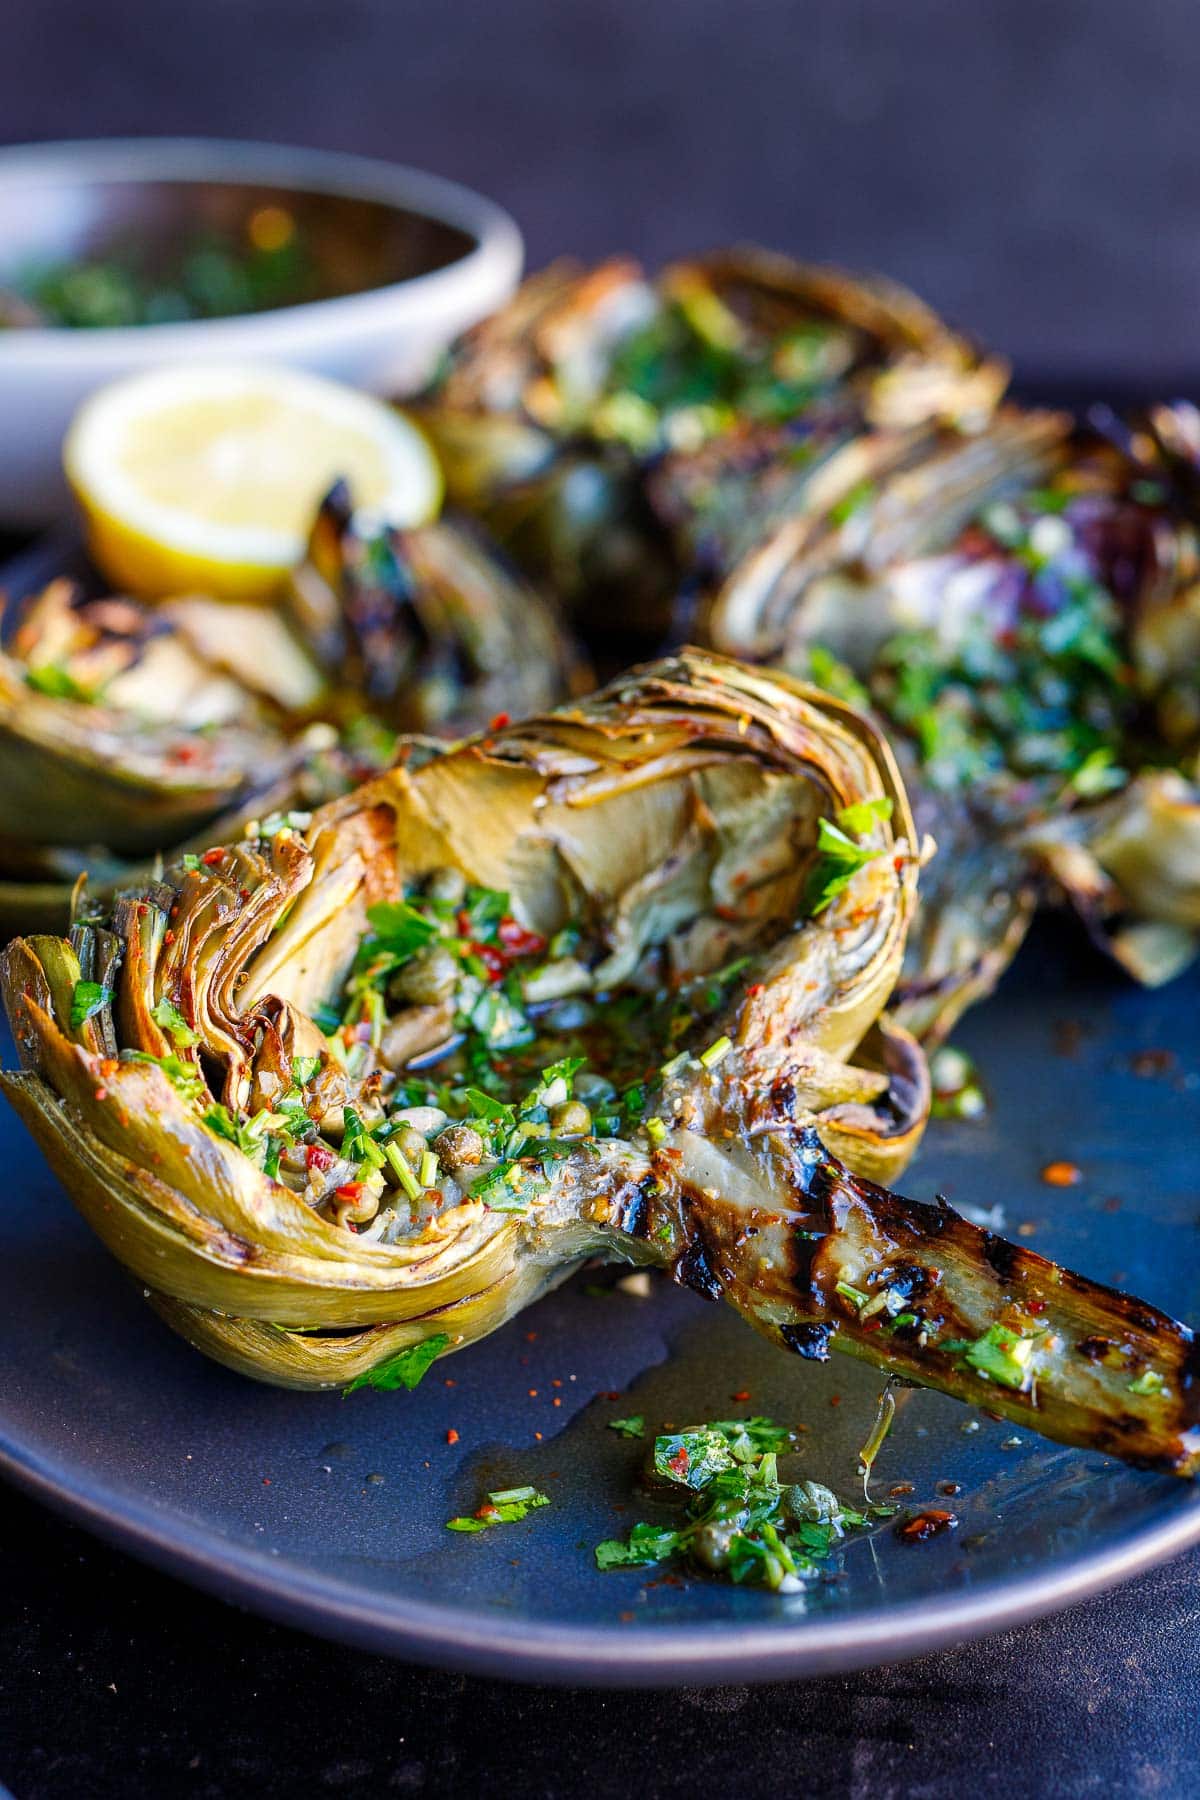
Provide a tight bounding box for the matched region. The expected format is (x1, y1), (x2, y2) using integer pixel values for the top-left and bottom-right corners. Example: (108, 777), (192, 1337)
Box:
(4, 0), (1200, 393)
(3, 1478), (1199, 1799)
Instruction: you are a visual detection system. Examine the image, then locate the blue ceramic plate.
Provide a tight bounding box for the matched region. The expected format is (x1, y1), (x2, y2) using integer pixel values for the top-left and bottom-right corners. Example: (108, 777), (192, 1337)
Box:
(1, 546), (1199, 1684)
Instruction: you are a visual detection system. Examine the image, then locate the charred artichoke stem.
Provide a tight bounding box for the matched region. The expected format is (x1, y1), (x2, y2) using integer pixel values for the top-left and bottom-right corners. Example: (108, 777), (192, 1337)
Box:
(641, 1126), (1200, 1476)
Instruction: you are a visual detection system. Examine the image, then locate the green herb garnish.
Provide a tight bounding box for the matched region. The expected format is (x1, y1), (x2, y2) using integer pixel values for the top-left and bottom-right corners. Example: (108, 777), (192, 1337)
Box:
(151, 995), (197, 1047)
(70, 980), (112, 1029)
(446, 1487), (550, 1531)
(803, 814), (886, 916)
(962, 1322), (1039, 1391)
(344, 1332), (450, 1395)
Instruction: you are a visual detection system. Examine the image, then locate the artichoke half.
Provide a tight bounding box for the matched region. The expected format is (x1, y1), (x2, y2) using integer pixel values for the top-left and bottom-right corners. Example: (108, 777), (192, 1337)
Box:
(417, 250), (1005, 637)
(709, 409), (1200, 1038)
(2, 651), (925, 1387)
(4, 652), (1197, 1476)
(0, 494), (579, 934)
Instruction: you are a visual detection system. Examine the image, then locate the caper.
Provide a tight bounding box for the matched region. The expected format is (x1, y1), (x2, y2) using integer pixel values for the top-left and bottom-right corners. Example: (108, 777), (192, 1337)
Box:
(387, 943), (459, 1006)
(392, 1124), (428, 1164)
(437, 1123), (486, 1169)
(548, 1100), (592, 1137)
(425, 867), (466, 907)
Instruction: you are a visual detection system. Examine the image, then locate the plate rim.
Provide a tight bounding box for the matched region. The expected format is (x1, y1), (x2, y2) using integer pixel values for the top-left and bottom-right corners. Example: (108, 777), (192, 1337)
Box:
(4, 1423), (1199, 1687)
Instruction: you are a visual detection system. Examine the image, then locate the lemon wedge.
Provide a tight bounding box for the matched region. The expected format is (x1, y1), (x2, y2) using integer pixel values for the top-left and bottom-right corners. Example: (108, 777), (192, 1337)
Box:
(64, 364), (443, 601)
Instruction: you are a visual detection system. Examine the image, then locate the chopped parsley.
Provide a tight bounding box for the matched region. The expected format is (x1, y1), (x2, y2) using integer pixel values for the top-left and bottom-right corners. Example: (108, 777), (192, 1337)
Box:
(806, 482), (1140, 796)
(151, 995), (197, 1047)
(343, 1332), (451, 1395)
(608, 1416), (646, 1439)
(69, 979), (112, 1029)
(446, 1486), (550, 1532)
(803, 800), (891, 916)
(960, 1322), (1040, 1392)
(25, 662), (94, 702)
(596, 1417), (874, 1591)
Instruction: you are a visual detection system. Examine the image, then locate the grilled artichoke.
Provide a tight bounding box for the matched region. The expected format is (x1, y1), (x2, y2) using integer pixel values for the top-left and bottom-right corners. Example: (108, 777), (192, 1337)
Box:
(2, 651), (924, 1380)
(710, 409), (1200, 1038)
(0, 491), (579, 933)
(418, 250), (1005, 636)
(4, 652), (1197, 1476)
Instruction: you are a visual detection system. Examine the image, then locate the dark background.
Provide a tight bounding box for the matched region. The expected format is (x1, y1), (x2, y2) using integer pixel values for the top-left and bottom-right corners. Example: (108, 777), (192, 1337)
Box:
(3, 3), (1200, 1796)
(3, 0), (1200, 392)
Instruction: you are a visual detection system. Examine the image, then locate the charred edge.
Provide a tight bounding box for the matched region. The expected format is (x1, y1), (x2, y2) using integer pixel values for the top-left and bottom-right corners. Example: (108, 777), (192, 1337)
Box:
(983, 1232), (1023, 1286)
(615, 1175), (653, 1241)
(782, 1321), (835, 1361)
(770, 1078), (798, 1122)
(791, 1225), (827, 1298)
(878, 1261), (930, 1304)
(674, 1231), (725, 1303)
(1181, 1330), (1200, 1428)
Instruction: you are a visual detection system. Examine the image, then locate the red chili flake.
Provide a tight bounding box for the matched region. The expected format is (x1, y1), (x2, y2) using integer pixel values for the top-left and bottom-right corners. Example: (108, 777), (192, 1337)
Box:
(164, 930), (175, 945)
(829, 1395), (842, 1407)
(1130, 1047), (1175, 1079)
(99, 1059), (119, 1077)
(201, 848), (225, 867)
(534, 1431), (543, 1441)
(895, 1508), (958, 1544)
(887, 1481), (915, 1498)
(171, 743), (200, 764)
(893, 856), (905, 874)
(456, 911), (473, 937)
(731, 1389), (750, 1402)
(477, 1503), (498, 1520)
(528, 1388), (539, 1398)
(94, 1088), (107, 1102)
(714, 904), (739, 922)
(474, 943), (508, 982)
(1025, 1298), (1047, 1315)
(306, 1143), (335, 1172)
(668, 1447), (690, 1479)
(619, 1612), (635, 1624)
(746, 983), (764, 998)
(335, 1182), (364, 1201)
(1041, 1160), (1082, 1188)
(446, 1429), (460, 1445)
(497, 916), (547, 957)
(936, 1480), (962, 1497)
(444, 1378), (456, 1388)
(525, 1332), (538, 1343)
(551, 1378), (562, 1388)
(262, 1477), (271, 1486)
(602, 1391), (622, 1401)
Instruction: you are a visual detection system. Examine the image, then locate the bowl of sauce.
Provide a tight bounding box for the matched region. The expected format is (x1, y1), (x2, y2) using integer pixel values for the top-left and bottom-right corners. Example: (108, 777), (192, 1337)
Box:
(0, 138), (523, 525)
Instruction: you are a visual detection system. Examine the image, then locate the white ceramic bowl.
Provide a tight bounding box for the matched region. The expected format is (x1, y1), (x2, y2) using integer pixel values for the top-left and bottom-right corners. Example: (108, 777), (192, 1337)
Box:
(0, 138), (523, 526)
